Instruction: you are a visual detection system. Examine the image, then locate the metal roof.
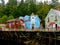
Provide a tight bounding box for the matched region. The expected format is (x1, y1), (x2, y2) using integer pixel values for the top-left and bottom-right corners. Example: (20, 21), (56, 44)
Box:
(45, 8), (60, 20)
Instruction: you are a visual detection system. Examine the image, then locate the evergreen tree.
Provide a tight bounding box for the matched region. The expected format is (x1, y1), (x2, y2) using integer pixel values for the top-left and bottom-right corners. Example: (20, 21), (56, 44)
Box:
(9, 0), (17, 6)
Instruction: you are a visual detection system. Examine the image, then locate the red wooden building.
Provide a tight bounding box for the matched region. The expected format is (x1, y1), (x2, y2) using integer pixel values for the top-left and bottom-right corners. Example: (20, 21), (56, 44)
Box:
(6, 18), (24, 29)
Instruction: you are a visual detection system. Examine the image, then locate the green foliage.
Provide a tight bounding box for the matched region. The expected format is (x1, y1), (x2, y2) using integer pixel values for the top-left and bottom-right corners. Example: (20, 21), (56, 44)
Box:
(0, 0), (59, 24)
(17, 3), (29, 17)
(3, 5), (17, 17)
(53, 4), (60, 9)
(1, 15), (8, 24)
(37, 3), (51, 21)
(52, 0), (57, 3)
(28, 1), (37, 14)
(0, 18), (3, 23)
(0, 6), (4, 17)
(8, 15), (14, 20)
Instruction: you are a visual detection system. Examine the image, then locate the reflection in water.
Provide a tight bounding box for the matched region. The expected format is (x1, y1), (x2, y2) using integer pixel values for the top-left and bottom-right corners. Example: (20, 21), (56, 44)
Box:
(0, 39), (26, 45)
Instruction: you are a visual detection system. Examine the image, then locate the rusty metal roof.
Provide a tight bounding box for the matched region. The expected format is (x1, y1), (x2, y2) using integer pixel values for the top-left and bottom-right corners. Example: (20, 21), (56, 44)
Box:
(7, 18), (19, 22)
(0, 24), (6, 26)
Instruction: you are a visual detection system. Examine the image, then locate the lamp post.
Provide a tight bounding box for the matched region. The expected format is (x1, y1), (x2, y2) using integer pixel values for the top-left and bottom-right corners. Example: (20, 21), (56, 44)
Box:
(55, 16), (57, 30)
(48, 17), (50, 31)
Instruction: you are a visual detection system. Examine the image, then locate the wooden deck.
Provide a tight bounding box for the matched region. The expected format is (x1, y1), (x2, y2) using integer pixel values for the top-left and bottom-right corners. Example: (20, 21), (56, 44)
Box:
(0, 28), (60, 32)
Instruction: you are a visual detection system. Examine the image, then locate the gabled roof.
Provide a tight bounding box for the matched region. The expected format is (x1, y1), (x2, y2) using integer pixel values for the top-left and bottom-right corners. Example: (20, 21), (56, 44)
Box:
(7, 18), (19, 22)
(45, 8), (60, 20)
(0, 24), (6, 27)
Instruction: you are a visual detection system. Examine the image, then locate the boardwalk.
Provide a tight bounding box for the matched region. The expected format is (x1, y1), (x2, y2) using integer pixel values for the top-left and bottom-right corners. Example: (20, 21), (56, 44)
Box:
(1, 28), (60, 32)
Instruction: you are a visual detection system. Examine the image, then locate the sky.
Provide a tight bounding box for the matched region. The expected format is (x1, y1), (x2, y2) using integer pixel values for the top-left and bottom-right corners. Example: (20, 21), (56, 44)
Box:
(4, 0), (9, 4)
(58, 0), (60, 2)
(0, 0), (8, 4)
(37, 0), (51, 2)
(3, 0), (52, 4)
(0, 0), (60, 4)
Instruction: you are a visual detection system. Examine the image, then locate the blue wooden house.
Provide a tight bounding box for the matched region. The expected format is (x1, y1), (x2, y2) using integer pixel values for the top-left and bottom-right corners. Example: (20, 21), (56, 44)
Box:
(19, 15), (41, 29)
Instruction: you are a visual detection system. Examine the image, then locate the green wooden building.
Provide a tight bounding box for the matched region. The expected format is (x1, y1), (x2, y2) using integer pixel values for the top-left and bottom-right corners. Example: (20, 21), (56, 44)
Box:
(45, 9), (60, 29)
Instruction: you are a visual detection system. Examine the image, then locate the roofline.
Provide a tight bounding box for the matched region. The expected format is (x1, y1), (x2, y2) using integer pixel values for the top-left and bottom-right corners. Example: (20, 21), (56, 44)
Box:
(45, 8), (60, 20)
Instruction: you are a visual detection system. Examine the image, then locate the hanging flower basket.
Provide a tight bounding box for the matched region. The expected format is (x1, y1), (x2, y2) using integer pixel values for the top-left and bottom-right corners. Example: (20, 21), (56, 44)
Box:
(50, 22), (55, 25)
